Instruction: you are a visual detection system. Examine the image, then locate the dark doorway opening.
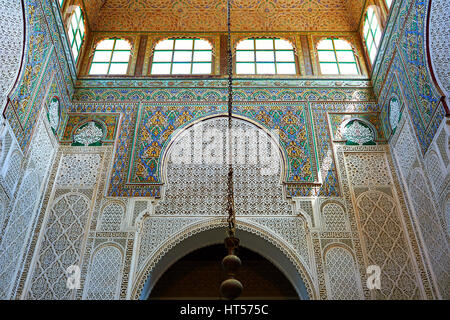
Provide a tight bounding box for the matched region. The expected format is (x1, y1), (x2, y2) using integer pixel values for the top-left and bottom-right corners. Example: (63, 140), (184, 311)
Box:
(149, 244), (299, 300)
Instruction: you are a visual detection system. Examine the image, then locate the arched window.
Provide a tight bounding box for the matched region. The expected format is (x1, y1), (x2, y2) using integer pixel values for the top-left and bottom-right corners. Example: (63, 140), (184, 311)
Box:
(236, 38), (296, 75)
(363, 7), (382, 64)
(89, 39), (132, 75)
(386, 0), (393, 9)
(317, 38), (359, 75)
(68, 6), (85, 63)
(151, 38), (212, 75)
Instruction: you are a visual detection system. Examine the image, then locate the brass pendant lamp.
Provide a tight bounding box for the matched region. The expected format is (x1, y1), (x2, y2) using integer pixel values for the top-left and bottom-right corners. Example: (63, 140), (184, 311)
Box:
(219, 0), (243, 300)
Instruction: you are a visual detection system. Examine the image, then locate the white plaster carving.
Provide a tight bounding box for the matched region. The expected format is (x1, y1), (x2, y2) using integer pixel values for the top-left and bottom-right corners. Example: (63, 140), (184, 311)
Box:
(83, 245), (123, 300)
(0, 0), (24, 110)
(56, 154), (101, 188)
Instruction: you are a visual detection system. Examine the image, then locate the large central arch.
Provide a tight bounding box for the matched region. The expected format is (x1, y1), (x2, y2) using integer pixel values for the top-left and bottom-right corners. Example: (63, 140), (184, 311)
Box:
(130, 116), (317, 299)
(131, 218), (317, 300)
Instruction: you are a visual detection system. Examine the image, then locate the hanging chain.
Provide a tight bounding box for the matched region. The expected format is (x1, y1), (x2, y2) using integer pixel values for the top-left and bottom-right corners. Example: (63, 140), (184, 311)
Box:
(226, 0), (236, 238)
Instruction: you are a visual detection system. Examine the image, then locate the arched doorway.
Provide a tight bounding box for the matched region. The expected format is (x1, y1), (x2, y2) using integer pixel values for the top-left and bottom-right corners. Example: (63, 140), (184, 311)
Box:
(149, 244), (299, 300)
(132, 220), (315, 300)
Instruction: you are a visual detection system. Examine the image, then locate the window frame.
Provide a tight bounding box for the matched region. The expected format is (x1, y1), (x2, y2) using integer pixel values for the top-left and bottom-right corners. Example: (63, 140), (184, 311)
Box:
(68, 6), (85, 63)
(316, 38), (360, 75)
(89, 38), (132, 76)
(235, 38), (297, 75)
(151, 38), (213, 75)
(363, 7), (381, 64)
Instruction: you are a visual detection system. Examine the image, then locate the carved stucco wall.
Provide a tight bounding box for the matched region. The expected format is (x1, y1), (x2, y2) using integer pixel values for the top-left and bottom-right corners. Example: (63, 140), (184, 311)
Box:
(20, 147), (111, 300)
(373, 0), (450, 299)
(335, 144), (431, 300)
(29, 115), (438, 300)
(0, 0), (73, 297)
(390, 111), (450, 299)
(0, 0), (448, 301)
(131, 117), (314, 298)
(428, 0), (450, 95)
(0, 113), (56, 299)
(0, 0), (24, 111)
(15, 112), (436, 300)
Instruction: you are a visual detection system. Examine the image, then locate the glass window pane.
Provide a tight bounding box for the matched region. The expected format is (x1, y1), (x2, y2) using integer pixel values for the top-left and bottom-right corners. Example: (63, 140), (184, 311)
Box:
(276, 63), (296, 74)
(255, 39), (274, 50)
(153, 51), (173, 62)
(363, 21), (370, 38)
(172, 63), (191, 74)
(336, 51), (356, 62)
(194, 39), (211, 50)
(193, 51), (212, 62)
(156, 39), (174, 50)
(75, 7), (82, 19)
(338, 63), (358, 75)
(173, 51), (192, 62)
(318, 51), (337, 62)
(68, 30), (74, 43)
(93, 51), (112, 62)
(320, 63), (339, 74)
(79, 22), (85, 36)
(236, 63), (255, 74)
(256, 51), (275, 62)
(71, 16), (78, 29)
(256, 63), (275, 74)
(369, 47), (377, 62)
(72, 46), (79, 61)
(236, 51), (255, 62)
(274, 39), (293, 50)
(371, 15), (378, 30)
(317, 39), (333, 50)
(192, 63), (211, 74)
(90, 63), (109, 75)
(151, 63), (171, 74)
(108, 63), (128, 75)
(75, 33), (82, 47)
(366, 35), (374, 49)
(112, 51), (130, 62)
(333, 39), (352, 50)
(115, 39), (131, 50)
(237, 39), (254, 50)
(374, 29), (381, 46)
(275, 51), (295, 62)
(174, 39), (193, 50)
(97, 40), (115, 50)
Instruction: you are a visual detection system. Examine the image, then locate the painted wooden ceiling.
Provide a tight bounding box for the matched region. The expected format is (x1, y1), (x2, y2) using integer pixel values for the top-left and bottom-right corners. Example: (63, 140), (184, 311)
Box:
(83, 0), (366, 32)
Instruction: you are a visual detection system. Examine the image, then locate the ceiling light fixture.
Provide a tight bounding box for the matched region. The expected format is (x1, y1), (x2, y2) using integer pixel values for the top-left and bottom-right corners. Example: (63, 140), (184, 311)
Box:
(219, 0), (243, 301)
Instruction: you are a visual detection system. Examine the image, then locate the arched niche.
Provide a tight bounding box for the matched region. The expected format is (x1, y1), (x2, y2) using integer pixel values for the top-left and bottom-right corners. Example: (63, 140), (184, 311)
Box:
(132, 218), (316, 300)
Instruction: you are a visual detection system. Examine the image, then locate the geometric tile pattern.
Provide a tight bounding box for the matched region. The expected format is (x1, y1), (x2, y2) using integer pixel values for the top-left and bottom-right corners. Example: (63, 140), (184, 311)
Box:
(131, 103), (314, 185)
